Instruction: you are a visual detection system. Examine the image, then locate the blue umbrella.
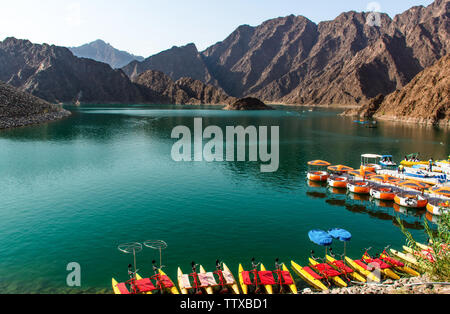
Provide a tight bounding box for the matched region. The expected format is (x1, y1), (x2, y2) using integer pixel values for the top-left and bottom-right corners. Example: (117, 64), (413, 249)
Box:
(308, 230), (333, 246)
(328, 229), (352, 242)
(328, 228), (352, 257)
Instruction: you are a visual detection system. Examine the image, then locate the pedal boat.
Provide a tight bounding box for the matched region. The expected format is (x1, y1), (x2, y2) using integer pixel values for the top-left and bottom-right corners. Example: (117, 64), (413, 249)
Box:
(327, 176), (348, 188)
(348, 181), (371, 194)
(290, 261), (328, 291)
(426, 199), (450, 216)
(307, 171), (329, 182)
(370, 186), (396, 201)
(394, 193), (428, 208)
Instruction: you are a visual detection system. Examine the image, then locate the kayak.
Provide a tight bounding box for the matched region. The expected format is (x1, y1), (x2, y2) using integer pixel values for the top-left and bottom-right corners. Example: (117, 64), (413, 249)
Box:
(222, 263), (240, 294)
(260, 264), (273, 294)
(379, 253), (421, 277)
(238, 264), (248, 295)
(112, 278), (130, 295)
(390, 249), (420, 268)
(290, 261), (328, 291)
(361, 254), (400, 280)
(199, 265), (214, 295)
(282, 263), (298, 294)
(325, 255), (366, 283)
(401, 161), (429, 167)
(344, 257), (380, 283)
(403, 246), (435, 263)
(177, 267), (190, 294)
(159, 269), (180, 294)
(309, 258), (347, 288)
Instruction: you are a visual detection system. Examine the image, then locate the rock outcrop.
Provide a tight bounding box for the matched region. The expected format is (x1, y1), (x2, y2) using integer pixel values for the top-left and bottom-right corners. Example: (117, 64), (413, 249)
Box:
(134, 70), (235, 105)
(223, 97), (273, 111)
(0, 80), (71, 129)
(69, 39), (144, 69)
(343, 54), (450, 125)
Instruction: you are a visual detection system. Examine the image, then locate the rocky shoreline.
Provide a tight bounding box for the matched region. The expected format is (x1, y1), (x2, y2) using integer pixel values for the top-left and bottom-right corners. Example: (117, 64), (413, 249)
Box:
(0, 81), (71, 130)
(302, 275), (450, 295)
(0, 110), (71, 130)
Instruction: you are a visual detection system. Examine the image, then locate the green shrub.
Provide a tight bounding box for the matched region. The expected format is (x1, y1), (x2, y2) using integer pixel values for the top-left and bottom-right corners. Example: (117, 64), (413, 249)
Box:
(397, 212), (450, 282)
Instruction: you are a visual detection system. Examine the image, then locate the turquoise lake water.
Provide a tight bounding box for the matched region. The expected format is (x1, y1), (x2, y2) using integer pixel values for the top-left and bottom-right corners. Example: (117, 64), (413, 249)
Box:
(0, 104), (448, 293)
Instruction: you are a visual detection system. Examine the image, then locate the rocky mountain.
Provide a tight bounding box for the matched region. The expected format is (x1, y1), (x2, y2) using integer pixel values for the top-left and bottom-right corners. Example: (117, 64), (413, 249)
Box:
(134, 70), (235, 105)
(123, 0), (449, 107)
(374, 53), (449, 125)
(69, 39), (144, 69)
(122, 43), (216, 85)
(0, 37), (162, 104)
(343, 54), (449, 125)
(0, 80), (70, 129)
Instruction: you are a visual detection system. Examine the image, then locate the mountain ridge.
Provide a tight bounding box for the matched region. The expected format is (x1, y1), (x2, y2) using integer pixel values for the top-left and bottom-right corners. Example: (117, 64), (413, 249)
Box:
(69, 39), (144, 69)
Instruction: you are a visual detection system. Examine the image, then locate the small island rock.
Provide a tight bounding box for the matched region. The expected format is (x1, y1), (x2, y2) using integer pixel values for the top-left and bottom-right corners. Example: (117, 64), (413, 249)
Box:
(223, 97), (274, 111)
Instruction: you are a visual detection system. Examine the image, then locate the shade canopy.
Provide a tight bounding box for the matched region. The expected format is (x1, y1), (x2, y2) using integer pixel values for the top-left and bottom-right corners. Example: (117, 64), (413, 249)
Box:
(308, 160), (331, 166)
(398, 180), (430, 190)
(308, 230), (333, 246)
(431, 186), (450, 198)
(361, 154), (382, 159)
(328, 229), (352, 242)
(328, 165), (354, 172)
(348, 170), (376, 177)
(370, 174), (400, 183)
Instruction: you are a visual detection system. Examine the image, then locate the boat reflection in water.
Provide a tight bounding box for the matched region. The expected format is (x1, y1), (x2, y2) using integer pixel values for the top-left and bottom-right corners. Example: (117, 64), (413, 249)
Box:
(347, 192), (371, 202)
(305, 184), (430, 231)
(371, 199), (395, 209)
(307, 180), (327, 188)
(327, 187), (347, 196)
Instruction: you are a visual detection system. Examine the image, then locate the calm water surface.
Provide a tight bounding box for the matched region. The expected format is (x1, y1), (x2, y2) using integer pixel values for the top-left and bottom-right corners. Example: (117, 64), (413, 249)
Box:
(0, 104), (448, 293)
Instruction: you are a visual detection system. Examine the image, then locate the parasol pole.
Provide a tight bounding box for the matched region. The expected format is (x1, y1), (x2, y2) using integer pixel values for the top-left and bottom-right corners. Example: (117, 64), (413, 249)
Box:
(144, 240), (168, 268)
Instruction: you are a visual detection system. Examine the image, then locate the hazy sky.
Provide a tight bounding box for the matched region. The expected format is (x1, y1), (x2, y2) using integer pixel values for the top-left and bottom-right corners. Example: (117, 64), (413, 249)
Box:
(0, 0), (434, 57)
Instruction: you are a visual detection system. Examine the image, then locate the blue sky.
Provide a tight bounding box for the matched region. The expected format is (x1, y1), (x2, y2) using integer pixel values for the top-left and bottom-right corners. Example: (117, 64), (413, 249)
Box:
(0, 0), (434, 57)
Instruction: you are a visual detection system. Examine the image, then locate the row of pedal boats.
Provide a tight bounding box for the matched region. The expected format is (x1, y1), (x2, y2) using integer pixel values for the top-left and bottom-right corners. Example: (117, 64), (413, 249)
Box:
(307, 172), (449, 216)
(112, 245), (433, 295)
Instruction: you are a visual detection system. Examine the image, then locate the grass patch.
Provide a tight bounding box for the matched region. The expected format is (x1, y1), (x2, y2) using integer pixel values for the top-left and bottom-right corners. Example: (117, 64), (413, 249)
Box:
(397, 212), (450, 282)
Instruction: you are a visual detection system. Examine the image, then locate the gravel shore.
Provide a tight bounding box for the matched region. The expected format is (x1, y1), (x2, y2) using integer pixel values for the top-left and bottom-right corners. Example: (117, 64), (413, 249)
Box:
(302, 275), (450, 294)
(0, 110), (71, 130)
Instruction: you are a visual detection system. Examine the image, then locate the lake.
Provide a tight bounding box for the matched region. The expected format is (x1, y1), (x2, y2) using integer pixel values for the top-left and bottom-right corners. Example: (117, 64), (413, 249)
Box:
(0, 104), (448, 293)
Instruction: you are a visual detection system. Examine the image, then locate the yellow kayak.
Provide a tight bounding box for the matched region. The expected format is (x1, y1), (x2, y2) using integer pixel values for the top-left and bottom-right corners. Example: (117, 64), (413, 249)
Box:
(380, 253), (420, 277)
(177, 267), (189, 295)
(223, 263), (240, 294)
(325, 255), (366, 283)
(309, 258), (347, 288)
(362, 255), (400, 280)
(291, 261), (328, 291)
(393, 248), (420, 268)
(401, 161), (428, 167)
(260, 264), (273, 294)
(159, 269), (179, 294)
(199, 265), (214, 295)
(282, 263), (298, 294)
(112, 278), (125, 295)
(238, 264), (248, 295)
(344, 257), (381, 283)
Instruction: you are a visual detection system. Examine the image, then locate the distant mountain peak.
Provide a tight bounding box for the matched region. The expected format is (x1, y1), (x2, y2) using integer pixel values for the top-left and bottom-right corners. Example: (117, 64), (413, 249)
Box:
(69, 40), (144, 69)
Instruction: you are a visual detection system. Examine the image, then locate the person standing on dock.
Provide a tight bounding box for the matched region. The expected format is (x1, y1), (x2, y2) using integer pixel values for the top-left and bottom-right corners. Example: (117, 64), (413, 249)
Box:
(429, 158), (434, 172)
